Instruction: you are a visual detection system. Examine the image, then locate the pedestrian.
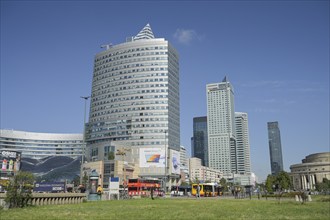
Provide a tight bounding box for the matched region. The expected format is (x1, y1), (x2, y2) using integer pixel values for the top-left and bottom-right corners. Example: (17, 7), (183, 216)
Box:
(79, 184), (86, 193)
(197, 184), (200, 198)
(97, 184), (103, 200)
(151, 187), (154, 200)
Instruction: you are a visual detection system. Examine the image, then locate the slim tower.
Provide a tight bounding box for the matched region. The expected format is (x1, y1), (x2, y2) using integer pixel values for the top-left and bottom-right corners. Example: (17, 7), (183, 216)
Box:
(192, 116), (208, 166)
(235, 112), (251, 174)
(267, 121), (284, 175)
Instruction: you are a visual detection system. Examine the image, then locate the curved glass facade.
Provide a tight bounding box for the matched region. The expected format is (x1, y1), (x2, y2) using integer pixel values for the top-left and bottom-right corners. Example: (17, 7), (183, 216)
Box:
(0, 129), (83, 159)
(86, 24), (180, 170)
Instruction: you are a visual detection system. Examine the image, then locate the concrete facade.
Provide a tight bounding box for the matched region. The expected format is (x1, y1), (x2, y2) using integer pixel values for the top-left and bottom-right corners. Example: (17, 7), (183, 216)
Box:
(206, 78), (236, 174)
(290, 152), (330, 190)
(86, 24), (180, 182)
(235, 112), (251, 174)
(189, 157), (222, 183)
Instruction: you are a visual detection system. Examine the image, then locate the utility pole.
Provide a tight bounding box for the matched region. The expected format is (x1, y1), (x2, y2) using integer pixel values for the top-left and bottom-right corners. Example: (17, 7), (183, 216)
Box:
(164, 130), (167, 193)
(80, 96), (90, 185)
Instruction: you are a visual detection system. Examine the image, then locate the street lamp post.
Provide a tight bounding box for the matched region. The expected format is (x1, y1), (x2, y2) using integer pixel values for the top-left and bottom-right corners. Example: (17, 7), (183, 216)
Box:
(80, 96), (90, 185)
(164, 130), (167, 193)
(116, 148), (130, 197)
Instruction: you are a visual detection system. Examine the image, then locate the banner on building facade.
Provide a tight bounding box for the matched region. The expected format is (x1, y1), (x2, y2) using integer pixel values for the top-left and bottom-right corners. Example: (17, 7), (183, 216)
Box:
(0, 150), (22, 173)
(170, 150), (181, 175)
(139, 148), (165, 168)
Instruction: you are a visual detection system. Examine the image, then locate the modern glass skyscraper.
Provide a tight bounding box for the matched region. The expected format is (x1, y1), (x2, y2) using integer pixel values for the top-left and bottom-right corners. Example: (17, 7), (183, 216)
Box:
(86, 24), (180, 178)
(267, 121), (284, 175)
(206, 77), (236, 174)
(192, 116), (208, 166)
(235, 112), (251, 174)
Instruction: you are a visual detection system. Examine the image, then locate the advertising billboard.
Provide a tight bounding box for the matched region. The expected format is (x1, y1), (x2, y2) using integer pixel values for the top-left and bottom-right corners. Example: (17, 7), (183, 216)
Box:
(33, 182), (66, 193)
(109, 177), (119, 194)
(0, 150), (21, 173)
(139, 148), (165, 168)
(170, 150), (181, 175)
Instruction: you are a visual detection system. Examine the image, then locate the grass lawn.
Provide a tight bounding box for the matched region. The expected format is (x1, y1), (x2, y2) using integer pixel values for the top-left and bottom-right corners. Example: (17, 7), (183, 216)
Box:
(1, 196), (329, 219)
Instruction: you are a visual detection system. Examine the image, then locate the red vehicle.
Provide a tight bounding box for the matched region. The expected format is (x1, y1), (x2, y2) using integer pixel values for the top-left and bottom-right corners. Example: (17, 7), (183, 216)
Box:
(128, 178), (163, 197)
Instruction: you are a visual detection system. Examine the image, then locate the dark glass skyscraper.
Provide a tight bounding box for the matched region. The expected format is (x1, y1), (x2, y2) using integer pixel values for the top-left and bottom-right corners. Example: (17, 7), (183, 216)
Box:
(193, 116), (208, 166)
(267, 121), (284, 175)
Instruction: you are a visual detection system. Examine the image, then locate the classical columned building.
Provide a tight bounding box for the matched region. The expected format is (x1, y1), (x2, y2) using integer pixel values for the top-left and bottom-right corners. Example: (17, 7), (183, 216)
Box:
(290, 152), (330, 190)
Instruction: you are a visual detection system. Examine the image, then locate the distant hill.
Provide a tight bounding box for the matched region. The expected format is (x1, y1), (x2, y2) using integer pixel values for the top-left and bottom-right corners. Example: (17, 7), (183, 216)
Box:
(21, 156), (80, 182)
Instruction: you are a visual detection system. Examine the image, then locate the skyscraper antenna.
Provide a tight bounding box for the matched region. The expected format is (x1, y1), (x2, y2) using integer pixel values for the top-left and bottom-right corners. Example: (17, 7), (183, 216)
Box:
(100, 43), (113, 50)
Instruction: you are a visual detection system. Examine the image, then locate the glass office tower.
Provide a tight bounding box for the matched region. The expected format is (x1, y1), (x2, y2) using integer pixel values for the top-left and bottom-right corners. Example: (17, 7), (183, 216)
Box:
(86, 24), (180, 178)
(192, 116), (208, 166)
(267, 121), (284, 175)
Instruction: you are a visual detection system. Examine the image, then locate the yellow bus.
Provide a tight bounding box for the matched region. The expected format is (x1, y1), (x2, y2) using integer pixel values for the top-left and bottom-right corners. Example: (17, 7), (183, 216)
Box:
(192, 183), (220, 197)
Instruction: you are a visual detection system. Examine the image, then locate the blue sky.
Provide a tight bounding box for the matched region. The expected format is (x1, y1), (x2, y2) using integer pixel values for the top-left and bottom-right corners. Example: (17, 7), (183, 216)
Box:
(1, 0), (329, 181)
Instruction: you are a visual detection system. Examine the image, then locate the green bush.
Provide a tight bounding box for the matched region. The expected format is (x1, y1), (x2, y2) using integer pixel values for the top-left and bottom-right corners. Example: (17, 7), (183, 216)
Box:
(4, 171), (35, 208)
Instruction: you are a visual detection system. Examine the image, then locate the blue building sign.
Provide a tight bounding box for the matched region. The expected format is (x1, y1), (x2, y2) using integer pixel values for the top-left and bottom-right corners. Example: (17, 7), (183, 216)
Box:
(34, 182), (65, 193)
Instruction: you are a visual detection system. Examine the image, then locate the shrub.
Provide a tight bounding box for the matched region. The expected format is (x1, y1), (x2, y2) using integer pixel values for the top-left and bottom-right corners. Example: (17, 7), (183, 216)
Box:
(4, 171), (35, 208)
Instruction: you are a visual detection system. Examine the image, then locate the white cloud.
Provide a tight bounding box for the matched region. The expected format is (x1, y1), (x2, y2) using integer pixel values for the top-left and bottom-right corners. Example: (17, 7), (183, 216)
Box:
(238, 80), (327, 93)
(173, 29), (202, 45)
(258, 98), (296, 105)
(254, 108), (280, 113)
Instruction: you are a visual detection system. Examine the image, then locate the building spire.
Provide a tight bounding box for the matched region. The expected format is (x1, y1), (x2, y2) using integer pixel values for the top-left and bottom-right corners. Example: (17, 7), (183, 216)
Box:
(133, 23), (155, 41)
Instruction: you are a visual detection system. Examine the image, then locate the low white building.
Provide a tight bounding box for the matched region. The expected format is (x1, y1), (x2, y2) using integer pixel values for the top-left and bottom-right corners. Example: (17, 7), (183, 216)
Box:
(180, 145), (189, 183)
(189, 157), (222, 183)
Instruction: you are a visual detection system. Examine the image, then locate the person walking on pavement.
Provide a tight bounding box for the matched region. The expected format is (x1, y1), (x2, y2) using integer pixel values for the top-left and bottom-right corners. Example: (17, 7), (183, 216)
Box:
(97, 184), (103, 200)
(197, 184), (201, 198)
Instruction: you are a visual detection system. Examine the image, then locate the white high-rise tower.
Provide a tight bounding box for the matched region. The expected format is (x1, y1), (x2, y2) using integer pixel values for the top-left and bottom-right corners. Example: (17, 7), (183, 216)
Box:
(206, 77), (236, 174)
(235, 112), (251, 174)
(86, 24), (180, 179)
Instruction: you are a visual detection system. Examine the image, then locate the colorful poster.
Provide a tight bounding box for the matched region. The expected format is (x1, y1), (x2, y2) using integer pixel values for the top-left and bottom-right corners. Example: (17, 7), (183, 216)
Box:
(0, 150), (22, 172)
(139, 148), (165, 168)
(171, 150), (181, 175)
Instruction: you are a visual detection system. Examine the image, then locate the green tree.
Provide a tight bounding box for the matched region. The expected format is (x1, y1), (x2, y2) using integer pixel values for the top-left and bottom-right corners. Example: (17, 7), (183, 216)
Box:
(219, 178), (228, 192)
(275, 171), (292, 191)
(265, 171), (292, 193)
(265, 174), (276, 192)
(82, 171), (88, 187)
(315, 178), (330, 194)
(265, 171), (293, 203)
(108, 151), (115, 160)
(275, 171), (292, 203)
(5, 171), (35, 208)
